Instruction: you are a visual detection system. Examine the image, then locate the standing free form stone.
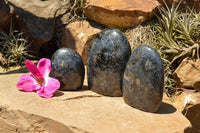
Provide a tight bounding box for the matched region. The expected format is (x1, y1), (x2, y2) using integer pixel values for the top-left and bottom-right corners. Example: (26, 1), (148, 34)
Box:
(87, 28), (131, 96)
(123, 45), (164, 112)
(51, 48), (85, 91)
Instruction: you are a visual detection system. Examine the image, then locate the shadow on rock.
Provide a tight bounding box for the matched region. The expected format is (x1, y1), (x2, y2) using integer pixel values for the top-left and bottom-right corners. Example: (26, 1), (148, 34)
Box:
(80, 85), (90, 91)
(8, 1), (59, 58)
(0, 66), (29, 75)
(157, 102), (177, 114)
(53, 90), (64, 97)
(0, 106), (74, 133)
(183, 104), (200, 133)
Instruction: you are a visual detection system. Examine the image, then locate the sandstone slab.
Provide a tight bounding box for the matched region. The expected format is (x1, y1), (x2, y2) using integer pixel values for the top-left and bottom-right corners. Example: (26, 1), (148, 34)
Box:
(0, 68), (191, 133)
(84, 0), (174, 29)
(183, 103), (200, 133)
(173, 58), (200, 91)
(173, 89), (200, 111)
(0, 106), (74, 133)
(84, 0), (200, 29)
(7, 0), (60, 56)
(172, 90), (200, 133)
(60, 20), (103, 64)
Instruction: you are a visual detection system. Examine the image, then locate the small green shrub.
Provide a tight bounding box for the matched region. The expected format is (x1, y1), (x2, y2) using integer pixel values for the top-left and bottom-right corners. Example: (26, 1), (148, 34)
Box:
(125, 0), (200, 96)
(0, 27), (33, 68)
(66, 0), (88, 24)
(153, 0), (200, 66)
(152, 0), (200, 95)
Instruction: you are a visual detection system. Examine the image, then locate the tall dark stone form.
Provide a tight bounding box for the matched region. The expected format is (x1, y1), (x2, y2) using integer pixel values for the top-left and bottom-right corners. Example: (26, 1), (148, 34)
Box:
(51, 48), (85, 91)
(87, 28), (131, 96)
(123, 45), (164, 112)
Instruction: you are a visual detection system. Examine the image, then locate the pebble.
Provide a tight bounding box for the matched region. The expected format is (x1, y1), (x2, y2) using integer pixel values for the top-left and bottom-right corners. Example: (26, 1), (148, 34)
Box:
(51, 48), (85, 91)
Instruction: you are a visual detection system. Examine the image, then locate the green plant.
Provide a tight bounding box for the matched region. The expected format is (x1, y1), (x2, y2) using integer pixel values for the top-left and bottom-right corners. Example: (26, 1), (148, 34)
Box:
(154, 0), (200, 66)
(124, 23), (177, 95)
(152, 0), (200, 95)
(61, 0), (88, 25)
(71, 0), (87, 19)
(0, 27), (33, 68)
(125, 0), (200, 96)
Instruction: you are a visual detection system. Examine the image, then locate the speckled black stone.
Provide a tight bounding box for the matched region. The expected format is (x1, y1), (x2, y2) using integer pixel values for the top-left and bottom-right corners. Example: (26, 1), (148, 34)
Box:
(87, 28), (131, 96)
(50, 48), (85, 91)
(123, 45), (164, 112)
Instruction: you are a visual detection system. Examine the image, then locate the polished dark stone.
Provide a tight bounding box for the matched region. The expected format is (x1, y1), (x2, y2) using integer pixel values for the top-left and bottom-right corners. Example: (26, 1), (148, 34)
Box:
(87, 28), (131, 96)
(123, 45), (164, 112)
(50, 48), (85, 91)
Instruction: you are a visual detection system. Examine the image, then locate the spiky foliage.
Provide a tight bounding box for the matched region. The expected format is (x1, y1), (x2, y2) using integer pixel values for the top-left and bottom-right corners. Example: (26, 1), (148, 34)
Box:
(152, 0), (200, 96)
(125, 0), (200, 96)
(69, 0), (87, 17)
(124, 23), (176, 96)
(0, 27), (33, 68)
(153, 0), (200, 66)
(60, 0), (87, 25)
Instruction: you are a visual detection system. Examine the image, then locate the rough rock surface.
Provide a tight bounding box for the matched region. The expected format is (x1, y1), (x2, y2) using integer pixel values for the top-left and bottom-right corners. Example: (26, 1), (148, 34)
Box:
(84, 0), (200, 29)
(123, 45), (164, 113)
(7, 0), (62, 56)
(0, 0), (15, 31)
(84, 0), (173, 29)
(173, 58), (200, 91)
(0, 106), (74, 133)
(87, 28), (131, 96)
(0, 67), (192, 133)
(60, 21), (103, 64)
(173, 89), (200, 111)
(172, 90), (200, 133)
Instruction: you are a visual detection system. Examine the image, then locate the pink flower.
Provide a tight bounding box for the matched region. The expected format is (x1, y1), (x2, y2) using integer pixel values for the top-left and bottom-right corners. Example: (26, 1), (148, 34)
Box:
(17, 58), (60, 98)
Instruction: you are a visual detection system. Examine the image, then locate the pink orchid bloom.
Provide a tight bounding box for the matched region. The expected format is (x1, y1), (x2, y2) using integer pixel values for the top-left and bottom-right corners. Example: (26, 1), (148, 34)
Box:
(17, 58), (60, 98)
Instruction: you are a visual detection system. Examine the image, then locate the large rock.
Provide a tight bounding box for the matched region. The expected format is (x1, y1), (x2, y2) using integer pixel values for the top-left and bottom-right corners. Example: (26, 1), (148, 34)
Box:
(0, 68), (192, 133)
(60, 20), (103, 64)
(7, 0), (61, 56)
(84, 0), (173, 29)
(0, 0), (15, 31)
(172, 90), (200, 133)
(173, 58), (200, 91)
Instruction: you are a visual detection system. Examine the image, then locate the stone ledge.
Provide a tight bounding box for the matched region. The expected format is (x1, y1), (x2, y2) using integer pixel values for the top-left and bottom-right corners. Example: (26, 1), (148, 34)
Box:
(0, 72), (191, 133)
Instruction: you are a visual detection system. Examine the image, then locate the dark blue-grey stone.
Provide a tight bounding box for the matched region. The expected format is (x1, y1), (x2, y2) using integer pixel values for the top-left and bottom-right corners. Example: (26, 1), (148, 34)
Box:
(87, 28), (131, 96)
(123, 45), (164, 112)
(50, 48), (85, 91)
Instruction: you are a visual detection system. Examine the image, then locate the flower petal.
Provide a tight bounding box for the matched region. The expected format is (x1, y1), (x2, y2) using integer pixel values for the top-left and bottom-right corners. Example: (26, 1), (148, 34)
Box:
(37, 77), (60, 98)
(37, 87), (53, 98)
(17, 74), (40, 91)
(25, 60), (44, 81)
(37, 58), (51, 78)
